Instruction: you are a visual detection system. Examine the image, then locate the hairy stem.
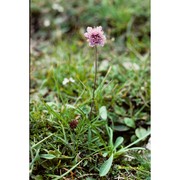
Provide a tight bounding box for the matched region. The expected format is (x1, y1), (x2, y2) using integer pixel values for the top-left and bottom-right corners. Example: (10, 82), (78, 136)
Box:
(90, 46), (98, 118)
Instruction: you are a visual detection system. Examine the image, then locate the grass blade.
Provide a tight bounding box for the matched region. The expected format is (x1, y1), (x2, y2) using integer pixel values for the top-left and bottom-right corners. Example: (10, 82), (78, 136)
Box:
(31, 134), (53, 149)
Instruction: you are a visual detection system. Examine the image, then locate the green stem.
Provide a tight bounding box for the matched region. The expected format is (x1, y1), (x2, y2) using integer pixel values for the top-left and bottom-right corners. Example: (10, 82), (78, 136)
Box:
(90, 46), (98, 118)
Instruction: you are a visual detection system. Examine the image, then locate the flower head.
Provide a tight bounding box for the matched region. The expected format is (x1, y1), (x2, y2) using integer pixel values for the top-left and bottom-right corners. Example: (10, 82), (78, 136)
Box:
(62, 77), (75, 86)
(69, 119), (78, 129)
(84, 26), (106, 47)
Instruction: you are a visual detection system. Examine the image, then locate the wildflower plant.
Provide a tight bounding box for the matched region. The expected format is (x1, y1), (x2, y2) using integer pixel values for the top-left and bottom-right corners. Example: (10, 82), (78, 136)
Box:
(30, 1), (150, 179)
(84, 26), (106, 117)
(84, 26), (150, 176)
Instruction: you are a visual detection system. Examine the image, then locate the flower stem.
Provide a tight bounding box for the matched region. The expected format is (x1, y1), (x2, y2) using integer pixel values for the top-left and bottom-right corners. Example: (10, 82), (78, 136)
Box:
(90, 46), (98, 118)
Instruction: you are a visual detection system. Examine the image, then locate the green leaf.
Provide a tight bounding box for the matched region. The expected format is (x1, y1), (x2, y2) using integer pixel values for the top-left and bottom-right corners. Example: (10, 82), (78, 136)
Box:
(113, 125), (130, 131)
(40, 154), (56, 159)
(88, 127), (92, 143)
(124, 118), (135, 128)
(99, 106), (107, 120)
(114, 105), (126, 116)
(59, 155), (74, 159)
(135, 127), (148, 140)
(99, 154), (113, 177)
(114, 136), (124, 150)
(34, 175), (43, 180)
(86, 178), (96, 180)
(108, 126), (113, 149)
(80, 105), (91, 115)
(131, 135), (137, 142)
(102, 152), (108, 157)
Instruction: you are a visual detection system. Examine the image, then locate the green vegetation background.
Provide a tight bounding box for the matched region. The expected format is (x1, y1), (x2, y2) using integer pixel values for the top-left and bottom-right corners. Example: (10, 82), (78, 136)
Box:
(30, 0), (150, 179)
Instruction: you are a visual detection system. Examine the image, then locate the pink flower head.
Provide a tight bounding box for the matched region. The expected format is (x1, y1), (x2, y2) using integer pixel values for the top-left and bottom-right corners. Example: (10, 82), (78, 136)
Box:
(84, 26), (106, 47)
